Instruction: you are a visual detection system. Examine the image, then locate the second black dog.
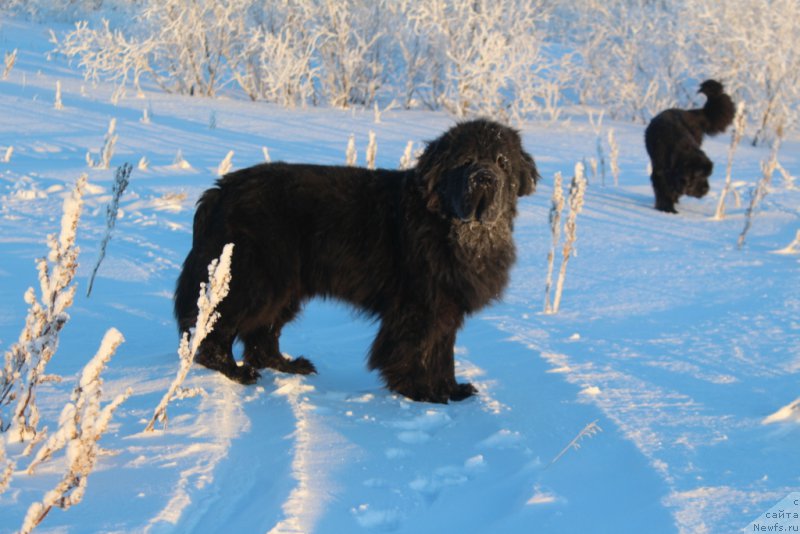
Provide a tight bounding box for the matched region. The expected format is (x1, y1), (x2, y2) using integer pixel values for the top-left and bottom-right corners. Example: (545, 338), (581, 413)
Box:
(645, 79), (735, 213)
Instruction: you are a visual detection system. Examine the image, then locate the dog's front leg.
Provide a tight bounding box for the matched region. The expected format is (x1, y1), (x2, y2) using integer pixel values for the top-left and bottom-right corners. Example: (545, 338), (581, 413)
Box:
(368, 307), (476, 403)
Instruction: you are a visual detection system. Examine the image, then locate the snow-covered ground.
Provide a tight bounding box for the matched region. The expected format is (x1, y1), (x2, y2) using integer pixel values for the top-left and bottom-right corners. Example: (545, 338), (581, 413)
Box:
(1, 19), (798, 534)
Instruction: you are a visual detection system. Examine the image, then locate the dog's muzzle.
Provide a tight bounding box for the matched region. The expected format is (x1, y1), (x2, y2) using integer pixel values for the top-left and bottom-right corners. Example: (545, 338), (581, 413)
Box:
(463, 170), (497, 222)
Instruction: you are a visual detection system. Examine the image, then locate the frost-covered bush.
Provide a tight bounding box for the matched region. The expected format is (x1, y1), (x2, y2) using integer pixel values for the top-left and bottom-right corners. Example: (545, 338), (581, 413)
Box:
(1, 175), (86, 442)
(21, 328), (130, 534)
(553, 0), (800, 141)
(43, 0), (800, 139)
(53, 0), (557, 120)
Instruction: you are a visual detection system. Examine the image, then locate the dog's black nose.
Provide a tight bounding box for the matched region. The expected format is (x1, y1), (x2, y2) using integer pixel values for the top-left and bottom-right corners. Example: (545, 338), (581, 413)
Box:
(470, 170), (497, 190)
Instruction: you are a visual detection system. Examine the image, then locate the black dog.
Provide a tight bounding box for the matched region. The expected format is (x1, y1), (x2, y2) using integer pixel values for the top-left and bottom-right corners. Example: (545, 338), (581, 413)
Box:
(645, 79), (735, 213)
(175, 119), (539, 403)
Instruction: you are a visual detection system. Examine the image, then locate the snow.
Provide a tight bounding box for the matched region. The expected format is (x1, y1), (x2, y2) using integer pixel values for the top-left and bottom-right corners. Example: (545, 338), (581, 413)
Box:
(1, 17), (799, 534)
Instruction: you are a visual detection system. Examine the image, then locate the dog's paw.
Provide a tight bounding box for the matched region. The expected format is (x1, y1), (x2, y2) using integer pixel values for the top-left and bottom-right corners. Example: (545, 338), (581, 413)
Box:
(449, 382), (478, 402)
(285, 356), (317, 375)
(267, 354), (317, 375)
(230, 364), (261, 385)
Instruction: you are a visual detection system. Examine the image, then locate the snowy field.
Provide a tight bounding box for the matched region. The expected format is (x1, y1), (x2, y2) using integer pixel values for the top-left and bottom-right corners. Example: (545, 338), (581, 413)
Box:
(1, 18), (799, 534)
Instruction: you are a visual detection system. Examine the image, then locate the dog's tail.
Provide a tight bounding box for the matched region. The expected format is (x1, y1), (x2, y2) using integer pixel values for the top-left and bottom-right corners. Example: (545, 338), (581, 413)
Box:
(174, 187), (222, 330)
(192, 188), (221, 248)
(704, 93), (735, 136)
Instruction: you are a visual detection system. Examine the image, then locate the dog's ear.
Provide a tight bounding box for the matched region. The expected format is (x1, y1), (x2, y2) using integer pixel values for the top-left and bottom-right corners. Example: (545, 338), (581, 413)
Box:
(517, 150), (539, 197)
(415, 138), (447, 213)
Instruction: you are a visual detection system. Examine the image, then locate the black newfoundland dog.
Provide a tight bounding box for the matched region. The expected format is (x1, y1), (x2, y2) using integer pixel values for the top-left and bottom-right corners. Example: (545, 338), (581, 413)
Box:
(175, 119), (539, 403)
(645, 79), (735, 213)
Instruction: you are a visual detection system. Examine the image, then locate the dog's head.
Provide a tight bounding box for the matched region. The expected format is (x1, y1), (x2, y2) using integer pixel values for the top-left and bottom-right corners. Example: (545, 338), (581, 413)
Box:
(698, 79), (725, 98)
(416, 119), (539, 224)
(680, 151), (713, 198)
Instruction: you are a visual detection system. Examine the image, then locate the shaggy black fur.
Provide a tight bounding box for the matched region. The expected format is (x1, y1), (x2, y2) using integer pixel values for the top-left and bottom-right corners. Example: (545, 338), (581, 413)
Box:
(174, 119), (539, 403)
(645, 79), (735, 213)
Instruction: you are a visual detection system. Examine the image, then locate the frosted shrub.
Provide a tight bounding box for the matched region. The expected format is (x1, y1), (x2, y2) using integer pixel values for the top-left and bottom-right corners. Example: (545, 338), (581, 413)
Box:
(146, 244), (234, 431)
(87, 163), (132, 297)
(714, 102), (747, 220)
(414, 0), (552, 119)
(1, 175), (87, 442)
(51, 0), (800, 139)
(21, 328), (131, 534)
(691, 0), (800, 145)
(312, 0), (385, 108)
(233, 23), (317, 106)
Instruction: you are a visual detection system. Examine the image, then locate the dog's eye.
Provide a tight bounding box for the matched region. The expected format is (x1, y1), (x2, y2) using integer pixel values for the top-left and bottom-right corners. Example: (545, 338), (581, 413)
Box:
(496, 154), (509, 171)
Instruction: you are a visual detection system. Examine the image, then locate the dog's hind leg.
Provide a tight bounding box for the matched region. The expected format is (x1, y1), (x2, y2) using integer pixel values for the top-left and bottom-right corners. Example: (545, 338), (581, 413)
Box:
(194, 327), (261, 384)
(242, 300), (316, 374)
(242, 324), (316, 375)
(651, 170), (678, 213)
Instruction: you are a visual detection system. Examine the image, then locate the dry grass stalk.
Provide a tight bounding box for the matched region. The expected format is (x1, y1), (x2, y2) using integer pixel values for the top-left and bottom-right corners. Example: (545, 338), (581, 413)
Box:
(714, 101), (747, 220)
(145, 243), (234, 432)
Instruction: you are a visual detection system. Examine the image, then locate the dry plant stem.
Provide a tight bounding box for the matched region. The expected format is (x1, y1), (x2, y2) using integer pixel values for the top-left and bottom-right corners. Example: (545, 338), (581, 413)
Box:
(2, 49), (16, 80)
(714, 101), (746, 220)
(607, 129), (619, 186)
(145, 244), (234, 432)
(0, 436), (14, 494)
(20, 328), (131, 534)
(548, 420), (602, 467)
(346, 134), (356, 166)
(366, 131), (377, 170)
(87, 163), (132, 297)
(217, 150), (234, 176)
(399, 141), (414, 170)
(552, 162), (587, 314)
(544, 172), (564, 314)
(773, 229), (800, 254)
(738, 130), (782, 249)
(2, 175), (87, 441)
(54, 81), (63, 110)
